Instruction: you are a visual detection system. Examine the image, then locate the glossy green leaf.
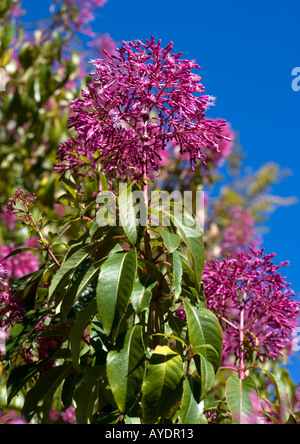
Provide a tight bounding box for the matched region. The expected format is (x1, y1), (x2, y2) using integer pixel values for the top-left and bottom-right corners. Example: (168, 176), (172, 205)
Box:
(96, 249), (137, 339)
(107, 325), (146, 413)
(184, 299), (223, 372)
(171, 212), (205, 289)
(48, 244), (98, 304)
(60, 259), (103, 321)
(0, 247), (39, 262)
(171, 250), (183, 302)
(74, 366), (105, 424)
(226, 376), (258, 424)
(131, 277), (156, 315)
(199, 355), (215, 398)
(159, 229), (181, 253)
(179, 376), (207, 424)
(119, 183), (142, 245)
(69, 299), (97, 373)
(5, 308), (51, 360)
(142, 345), (184, 424)
(22, 364), (73, 423)
(257, 367), (291, 423)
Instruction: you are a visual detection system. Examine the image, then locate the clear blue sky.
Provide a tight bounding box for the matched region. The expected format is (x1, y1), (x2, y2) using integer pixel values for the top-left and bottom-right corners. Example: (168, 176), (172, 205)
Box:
(22, 0), (300, 382)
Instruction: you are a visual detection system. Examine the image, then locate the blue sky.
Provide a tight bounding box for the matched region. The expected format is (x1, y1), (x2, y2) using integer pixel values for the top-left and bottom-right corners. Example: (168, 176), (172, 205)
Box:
(22, 0), (300, 382)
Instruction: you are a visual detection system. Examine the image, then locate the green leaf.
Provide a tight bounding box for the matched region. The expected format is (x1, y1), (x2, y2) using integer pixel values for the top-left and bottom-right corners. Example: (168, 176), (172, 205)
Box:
(150, 196), (204, 287)
(74, 366), (105, 424)
(159, 229), (181, 253)
(184, 299), (223, 373)
(0, 247), (39, 262)
(198, 356), (215, 398)
(131, 277), (156, 315)
(171, 250), (182, 302)
(7, 361), (47, 405)
(12, 267), (45, 310)
(173, 214), (205, 289)
(96, 249), (137, 340)
(107, 325), (146, 413)
(69, 299), (98, 373)
(48, 243), (98, 304)
(5, 308), (51, 361)
(142, 345), (184, 424)
(119, 183), (141, 245)
(22, 364), (73, 423)
(256, 367), (291, 424)
(179, 376), (207, 424)
(60, 259), (103, 321)
(226, 376), (259, 424)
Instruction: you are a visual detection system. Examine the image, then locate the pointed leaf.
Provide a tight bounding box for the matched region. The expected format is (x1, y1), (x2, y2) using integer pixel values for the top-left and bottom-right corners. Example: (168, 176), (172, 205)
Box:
(119, 184), (145, 245)
(142, 345), (184, 424)
(226, 376), (258, 424)
(257, 367), (291, 424)
(184, 299), (223, 372)
(96, 250), (137, 339)
(49, 244), (98, 303)
(22, 364), (73, 423)
(69, 299), (97, 373)
(171, 213), (204, 288)
(171, 250), (182, 302)
(159, 229), (181, 253)
(107, 325), (146, 413)
(60, 259), (103, 321)
(179, 376), (207, 424)
(131, 277), (156, 315)
(74, 366), (105, 424)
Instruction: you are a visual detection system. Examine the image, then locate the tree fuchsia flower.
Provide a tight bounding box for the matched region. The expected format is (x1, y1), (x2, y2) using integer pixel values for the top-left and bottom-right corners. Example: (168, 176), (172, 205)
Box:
(205, 121), (234, 166)
(202, 249), (300, 364)
(0, 242), (40, 282)
(220, 206), (262, 257)
(56, 37), (228, 179)
(0, 206), (18, 230)
(62, 406), (76, 424)
(0, 409), (27, 425)
(63, 0), (108, 36)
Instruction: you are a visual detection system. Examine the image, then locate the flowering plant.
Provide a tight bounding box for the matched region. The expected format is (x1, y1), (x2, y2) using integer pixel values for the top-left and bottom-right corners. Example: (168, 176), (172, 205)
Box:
(0, 1), (299, 426)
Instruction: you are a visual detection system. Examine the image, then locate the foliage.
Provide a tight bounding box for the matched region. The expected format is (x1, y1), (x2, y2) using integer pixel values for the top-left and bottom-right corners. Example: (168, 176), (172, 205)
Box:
(0, 0), (299, 425)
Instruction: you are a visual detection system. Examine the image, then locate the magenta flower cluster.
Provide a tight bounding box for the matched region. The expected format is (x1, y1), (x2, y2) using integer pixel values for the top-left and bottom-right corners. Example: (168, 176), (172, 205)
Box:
(0, 241), (40, 282)
(220, 206), (262, 257)
(6, 187), (37, 224)
(63, 0), (107, 36)
(202, 249), (300, 363)
(56, 37), (228, 179)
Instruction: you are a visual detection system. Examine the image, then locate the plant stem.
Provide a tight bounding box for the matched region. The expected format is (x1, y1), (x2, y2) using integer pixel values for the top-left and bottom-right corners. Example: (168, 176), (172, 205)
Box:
(26, 206), (61, 269)
(239, 292), (246, 380)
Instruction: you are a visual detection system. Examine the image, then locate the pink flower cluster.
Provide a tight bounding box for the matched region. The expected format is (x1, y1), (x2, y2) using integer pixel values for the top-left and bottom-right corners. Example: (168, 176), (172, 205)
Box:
(0, 240), (40, 282)
(0, 206), (18, 230)
(205, 122), (234, 166)
(203, 249), (300, 363)
(0, 286), (24, 335)
(49, 406), (76, 424)
(220, 206), (262, 257)
(0, 409), (27, 425)
(63, 0), (107, 36)
(6, 187), (37, 224)
(56, 37), (228, 179)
